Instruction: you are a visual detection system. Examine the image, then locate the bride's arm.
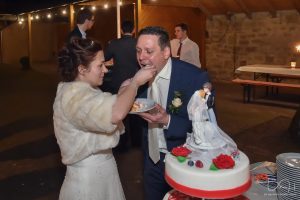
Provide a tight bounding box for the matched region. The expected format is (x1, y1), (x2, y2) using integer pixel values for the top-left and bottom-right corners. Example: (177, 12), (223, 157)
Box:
(111, 66), (156, 124)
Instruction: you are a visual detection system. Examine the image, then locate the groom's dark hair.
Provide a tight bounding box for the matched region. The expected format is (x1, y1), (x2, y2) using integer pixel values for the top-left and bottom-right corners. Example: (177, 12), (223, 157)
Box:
(137, 26), (170, 50)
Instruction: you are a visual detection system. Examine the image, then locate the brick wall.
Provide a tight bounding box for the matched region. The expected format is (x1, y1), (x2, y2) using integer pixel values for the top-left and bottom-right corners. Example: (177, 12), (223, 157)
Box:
(206, 10), (300, 82)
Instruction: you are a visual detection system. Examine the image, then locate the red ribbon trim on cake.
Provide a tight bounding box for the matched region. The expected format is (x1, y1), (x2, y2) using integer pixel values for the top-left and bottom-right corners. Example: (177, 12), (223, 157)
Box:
(165, 174), (252, 199)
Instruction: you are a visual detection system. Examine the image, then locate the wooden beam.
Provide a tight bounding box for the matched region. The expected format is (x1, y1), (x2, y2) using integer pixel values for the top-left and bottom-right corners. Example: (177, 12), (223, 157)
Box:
(265, 0), (277, 18)
(136, 0), (141, 32)
(0, 30), (2, 63)
(69, 4), (74, 31)
(116, 0), (121, 38)
(0, 14), (17, 21)
(141, 0), (212, 21)
(216, 0), (233, 20)
(142, 0), (198, 8)
(196, 1), (212, 20)
(27, 13), (32, 67)
(133, 2), (137, 33)
(290, 0), (300, 14)
(234, 0), (252, 19)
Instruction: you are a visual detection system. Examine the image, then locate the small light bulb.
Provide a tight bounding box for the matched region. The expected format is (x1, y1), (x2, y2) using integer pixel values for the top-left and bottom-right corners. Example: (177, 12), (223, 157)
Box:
(47, 14), (52, 18)
(296, 45), (300, 52)
(92, 6), (96, 10)
(104, 4), (108, 9)
(62, 10), (67, 15)
(291, 61), (296, 68)
(35, 15), (39, 19)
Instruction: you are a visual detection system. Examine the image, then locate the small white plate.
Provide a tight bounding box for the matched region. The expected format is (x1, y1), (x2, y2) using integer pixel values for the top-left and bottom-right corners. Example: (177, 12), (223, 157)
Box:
(129, 98), (156, 114)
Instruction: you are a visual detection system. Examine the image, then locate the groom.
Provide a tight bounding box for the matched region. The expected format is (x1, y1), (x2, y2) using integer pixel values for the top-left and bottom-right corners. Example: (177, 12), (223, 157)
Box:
(136, 26), (210, 200)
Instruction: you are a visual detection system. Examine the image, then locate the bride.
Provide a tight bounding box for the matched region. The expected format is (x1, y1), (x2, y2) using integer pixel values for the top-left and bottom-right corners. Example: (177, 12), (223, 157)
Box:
(53, 38), (156, 200)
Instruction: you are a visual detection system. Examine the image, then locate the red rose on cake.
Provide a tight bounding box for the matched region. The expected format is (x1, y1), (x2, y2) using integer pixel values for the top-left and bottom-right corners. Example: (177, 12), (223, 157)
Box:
(171, 146), (191, 157)
(213, 154), (235, 169)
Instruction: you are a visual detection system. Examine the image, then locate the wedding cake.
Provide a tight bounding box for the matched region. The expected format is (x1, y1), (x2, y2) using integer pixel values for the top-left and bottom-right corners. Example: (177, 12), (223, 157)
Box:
(165, 87), (251, 199)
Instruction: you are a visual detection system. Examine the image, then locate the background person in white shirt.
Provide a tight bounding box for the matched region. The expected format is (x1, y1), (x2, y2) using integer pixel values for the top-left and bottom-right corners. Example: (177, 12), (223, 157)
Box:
(170, 23), (201, 68)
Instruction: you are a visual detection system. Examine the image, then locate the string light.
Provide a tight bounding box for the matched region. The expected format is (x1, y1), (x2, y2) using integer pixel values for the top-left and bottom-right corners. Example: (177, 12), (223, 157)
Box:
(296, 45), (300, 53)
(119, 1), (123, 6)
(103, 3), (108, 9)
(17, 1), (99, 27)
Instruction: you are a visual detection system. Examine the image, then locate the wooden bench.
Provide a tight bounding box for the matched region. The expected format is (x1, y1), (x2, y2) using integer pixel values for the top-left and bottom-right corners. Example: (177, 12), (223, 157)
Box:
(232, 78), (300, 103)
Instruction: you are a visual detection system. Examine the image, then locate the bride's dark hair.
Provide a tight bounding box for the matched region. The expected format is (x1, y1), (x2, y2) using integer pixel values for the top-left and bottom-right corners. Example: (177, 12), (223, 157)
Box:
(58, 38), (102, 82)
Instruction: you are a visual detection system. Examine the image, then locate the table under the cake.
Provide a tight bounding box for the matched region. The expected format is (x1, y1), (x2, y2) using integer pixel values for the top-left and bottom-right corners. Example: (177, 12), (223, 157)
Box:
(244, 162), (278, 200)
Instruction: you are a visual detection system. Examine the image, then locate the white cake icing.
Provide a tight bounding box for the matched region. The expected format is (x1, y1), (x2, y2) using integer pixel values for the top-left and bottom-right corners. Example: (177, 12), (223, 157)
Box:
(165, 151), (251, 198)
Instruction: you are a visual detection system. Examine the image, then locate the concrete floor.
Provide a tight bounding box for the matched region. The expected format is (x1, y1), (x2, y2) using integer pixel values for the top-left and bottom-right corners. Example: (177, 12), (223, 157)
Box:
(0, 62), (300, 200)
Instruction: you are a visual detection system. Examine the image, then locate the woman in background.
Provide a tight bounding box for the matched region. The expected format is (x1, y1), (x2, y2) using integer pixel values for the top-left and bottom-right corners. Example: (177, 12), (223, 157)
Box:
(53, 38), (156, 200)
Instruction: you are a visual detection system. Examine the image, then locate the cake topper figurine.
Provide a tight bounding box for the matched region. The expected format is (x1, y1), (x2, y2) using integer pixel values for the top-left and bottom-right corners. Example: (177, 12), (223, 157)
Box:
(186, 82), (238, 167)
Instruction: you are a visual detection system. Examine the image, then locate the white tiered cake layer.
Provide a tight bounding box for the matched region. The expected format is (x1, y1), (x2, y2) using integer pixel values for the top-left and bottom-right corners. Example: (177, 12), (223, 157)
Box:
(165, 151), (251, 199)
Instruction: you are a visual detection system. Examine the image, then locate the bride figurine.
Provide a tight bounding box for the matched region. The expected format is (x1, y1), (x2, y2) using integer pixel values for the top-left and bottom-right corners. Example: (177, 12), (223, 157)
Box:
(185, 82), (238, 167)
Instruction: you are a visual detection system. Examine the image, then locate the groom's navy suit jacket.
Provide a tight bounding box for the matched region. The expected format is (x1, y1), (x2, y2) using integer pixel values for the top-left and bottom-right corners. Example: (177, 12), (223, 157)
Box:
(137, 58), (210, 156)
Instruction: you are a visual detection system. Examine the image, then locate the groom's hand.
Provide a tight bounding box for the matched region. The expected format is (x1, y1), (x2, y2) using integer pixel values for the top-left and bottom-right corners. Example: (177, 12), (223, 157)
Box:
(138, 104), (169, 126)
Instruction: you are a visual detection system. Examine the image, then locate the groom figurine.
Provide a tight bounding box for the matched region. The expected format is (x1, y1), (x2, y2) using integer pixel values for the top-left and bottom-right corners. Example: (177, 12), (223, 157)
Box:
(136, 26), (210, 200)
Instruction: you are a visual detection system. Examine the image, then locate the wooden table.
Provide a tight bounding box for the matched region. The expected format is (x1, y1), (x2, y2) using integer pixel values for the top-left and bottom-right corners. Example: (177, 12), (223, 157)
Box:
(234, 64), (300, 102)
(236, 64), (300, 77)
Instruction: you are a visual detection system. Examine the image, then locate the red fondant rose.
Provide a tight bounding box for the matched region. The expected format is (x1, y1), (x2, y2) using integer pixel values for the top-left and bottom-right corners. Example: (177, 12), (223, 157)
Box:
(171, 146), (191, 157)
(213, 154), (235, 169)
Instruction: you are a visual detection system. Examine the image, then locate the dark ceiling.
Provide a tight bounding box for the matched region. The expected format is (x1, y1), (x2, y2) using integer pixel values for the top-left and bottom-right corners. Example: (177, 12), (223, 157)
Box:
(0, 0), (81, 15)
(1, 0), (299, 18)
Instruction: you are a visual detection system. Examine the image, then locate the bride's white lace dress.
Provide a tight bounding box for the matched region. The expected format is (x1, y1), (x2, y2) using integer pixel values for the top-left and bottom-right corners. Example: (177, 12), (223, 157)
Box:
(53, 81), (125, 200)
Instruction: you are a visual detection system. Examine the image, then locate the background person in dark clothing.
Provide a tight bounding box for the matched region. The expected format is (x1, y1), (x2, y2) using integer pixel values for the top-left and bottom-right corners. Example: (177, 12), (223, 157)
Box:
(66, 8), (95, 43)
(104, 20), (139, 94)
(104, 20), (141, 151)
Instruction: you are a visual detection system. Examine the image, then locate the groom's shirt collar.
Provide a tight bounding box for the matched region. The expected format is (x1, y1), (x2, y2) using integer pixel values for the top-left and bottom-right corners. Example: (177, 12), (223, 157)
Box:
(156, 58), (172, 81)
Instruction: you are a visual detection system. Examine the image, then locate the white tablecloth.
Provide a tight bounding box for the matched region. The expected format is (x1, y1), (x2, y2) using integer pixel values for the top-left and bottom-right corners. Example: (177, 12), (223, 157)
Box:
(236, 64), (300, 76)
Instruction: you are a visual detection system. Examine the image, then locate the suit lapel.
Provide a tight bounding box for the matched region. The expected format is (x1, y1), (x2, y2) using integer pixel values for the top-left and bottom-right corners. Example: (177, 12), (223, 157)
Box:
(167, 59), (179, 113)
